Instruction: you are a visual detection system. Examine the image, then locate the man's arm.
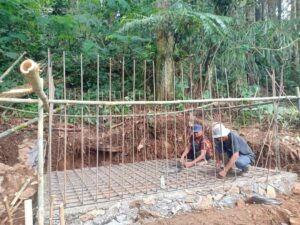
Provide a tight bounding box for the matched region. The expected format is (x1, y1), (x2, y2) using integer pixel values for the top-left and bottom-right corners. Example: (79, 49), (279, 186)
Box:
(180, 146), (190, 162)
(219, 152), (239, 177)
(184, 150), (206, 168)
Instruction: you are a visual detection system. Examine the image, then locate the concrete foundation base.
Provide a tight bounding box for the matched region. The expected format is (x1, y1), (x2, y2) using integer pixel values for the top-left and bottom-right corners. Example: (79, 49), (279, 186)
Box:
(45, 160), (298, 224)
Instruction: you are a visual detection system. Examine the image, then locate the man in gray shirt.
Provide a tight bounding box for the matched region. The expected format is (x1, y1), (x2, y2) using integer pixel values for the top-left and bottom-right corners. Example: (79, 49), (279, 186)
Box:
(212, 123), (255, 178)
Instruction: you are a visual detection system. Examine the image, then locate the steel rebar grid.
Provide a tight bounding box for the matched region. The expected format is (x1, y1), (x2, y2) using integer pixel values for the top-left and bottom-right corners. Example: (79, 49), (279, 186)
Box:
(45, 159), (281, 209)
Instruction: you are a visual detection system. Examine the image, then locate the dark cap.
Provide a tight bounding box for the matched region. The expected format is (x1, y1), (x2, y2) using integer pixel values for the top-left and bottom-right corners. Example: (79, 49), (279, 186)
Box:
(192, 124), (202, 133)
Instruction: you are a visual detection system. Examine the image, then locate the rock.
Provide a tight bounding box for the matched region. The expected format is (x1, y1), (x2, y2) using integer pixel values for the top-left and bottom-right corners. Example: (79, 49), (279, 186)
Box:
(240, 185), (254, 195)
(93, 217), (104, 224)
(116, 214), (127, 223)
(161, 198), (172, 204)
(266, 185), (276, 198)
(218, 194), (241, 208)
(143, 196), (156, 205)
(105, 219), (122, 225)
(258, 187), (266, 196)
(80, 209), (106, 222)
(227, 185), (240, 194)
(289, 217), (300, 225)
(196, 195), (213, 210)
(164, 192), (186, 200)
(292, 182), (300, 195)
(171, 205), (182, 215)
(157, 202), (169, 211)
(185, 190), (196, 195)
(139, 209), (161, 218)
(129, 200), (143, 208)
(185, 195), (195, 203)
(256, 177), (267, 183)
(106, 204), (120, 221)
(80, 213), (95, 222)
(212, 194), (224, 201)
(126, 208), (138, 221)
(236, 199), (245, 208)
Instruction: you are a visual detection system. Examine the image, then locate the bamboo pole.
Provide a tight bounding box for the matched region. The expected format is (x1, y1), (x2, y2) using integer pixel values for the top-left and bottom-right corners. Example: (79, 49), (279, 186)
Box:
(0, 106), (63, 139)
(37, 78), (44, 225)
(0, 84), (33, 98)
(59, 203), (65, 225)
(3, 196), (13, 225)
(49, 196), (54, 225)
(20, 59), (49, 111)
(296, 87), (300, 111)
(0, 51), (26, 83)
(10, 178), (31, 206)
(1, 96), (299, 105)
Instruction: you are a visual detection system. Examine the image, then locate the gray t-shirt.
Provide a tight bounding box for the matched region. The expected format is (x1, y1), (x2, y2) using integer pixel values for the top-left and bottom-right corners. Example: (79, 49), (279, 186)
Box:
(215, 131), (255, 164)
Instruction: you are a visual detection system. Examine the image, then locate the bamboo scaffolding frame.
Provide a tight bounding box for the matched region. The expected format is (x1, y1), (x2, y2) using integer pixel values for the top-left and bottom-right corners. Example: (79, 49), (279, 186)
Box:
(3, 53), (297, 216)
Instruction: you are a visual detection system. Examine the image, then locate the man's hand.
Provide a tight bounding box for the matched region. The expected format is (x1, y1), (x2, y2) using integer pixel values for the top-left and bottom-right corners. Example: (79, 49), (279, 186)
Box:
(218, 169), (227, 178)
(184, 161), (195, 168)
(180, 155), (185, 164)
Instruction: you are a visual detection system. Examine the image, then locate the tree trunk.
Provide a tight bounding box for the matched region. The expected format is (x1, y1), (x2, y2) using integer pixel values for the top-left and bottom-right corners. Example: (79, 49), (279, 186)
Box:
(155, 30), (175, 100)
(277, 0), (282, 20)
(294, 0), (300, 82)
(155, 0), (175, 100)
(246, 2), (256, 22)
(267, 0), (276, 19)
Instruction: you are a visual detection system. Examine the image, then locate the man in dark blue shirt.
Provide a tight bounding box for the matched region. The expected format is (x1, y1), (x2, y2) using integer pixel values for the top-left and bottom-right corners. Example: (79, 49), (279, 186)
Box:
(212, 123), (255, 178)
(180, 124), (213, 168)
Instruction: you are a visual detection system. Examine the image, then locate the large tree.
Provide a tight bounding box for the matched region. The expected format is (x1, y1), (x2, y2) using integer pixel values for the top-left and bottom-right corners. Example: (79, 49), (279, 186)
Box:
(118, 1), (229, 100)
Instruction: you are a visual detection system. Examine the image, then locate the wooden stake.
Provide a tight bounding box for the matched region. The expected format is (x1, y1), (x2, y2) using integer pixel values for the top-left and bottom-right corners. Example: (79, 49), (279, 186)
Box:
(3, 196), (13, 225)
(59, 203), (65, 225)
(24, 199), (33, 225)
(296, 87), (300, 112)
(49, 196), (55, 225)
(11, 178), (31, 207)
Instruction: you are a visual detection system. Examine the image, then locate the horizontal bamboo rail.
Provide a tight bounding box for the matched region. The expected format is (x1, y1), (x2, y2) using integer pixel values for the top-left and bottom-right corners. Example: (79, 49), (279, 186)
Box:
(0, 96), (299, 105)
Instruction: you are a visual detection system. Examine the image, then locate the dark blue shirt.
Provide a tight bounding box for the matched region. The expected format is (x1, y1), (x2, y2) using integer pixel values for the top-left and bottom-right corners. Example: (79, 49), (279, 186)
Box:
(215, 131), (255, 163)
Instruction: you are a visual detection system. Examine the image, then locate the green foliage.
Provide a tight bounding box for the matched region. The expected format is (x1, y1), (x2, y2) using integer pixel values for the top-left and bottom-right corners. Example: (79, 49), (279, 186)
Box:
(238, 104), (300, 129)
(0, 0), (299, 118)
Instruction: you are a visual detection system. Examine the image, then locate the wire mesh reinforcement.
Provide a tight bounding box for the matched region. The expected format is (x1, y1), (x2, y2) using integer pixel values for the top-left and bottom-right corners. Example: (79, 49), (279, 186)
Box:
(45, 159), (278, 209)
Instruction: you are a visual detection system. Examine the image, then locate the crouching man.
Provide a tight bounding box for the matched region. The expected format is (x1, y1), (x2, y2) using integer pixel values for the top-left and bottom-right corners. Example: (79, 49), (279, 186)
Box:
(180, 124), (213, 168)
(212, 123), (255, 178)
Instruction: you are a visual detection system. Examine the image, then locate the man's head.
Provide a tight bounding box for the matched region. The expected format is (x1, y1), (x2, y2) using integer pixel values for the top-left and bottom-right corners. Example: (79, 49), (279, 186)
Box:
(191, 124), (203, 138)
(212, 123), (230, 141)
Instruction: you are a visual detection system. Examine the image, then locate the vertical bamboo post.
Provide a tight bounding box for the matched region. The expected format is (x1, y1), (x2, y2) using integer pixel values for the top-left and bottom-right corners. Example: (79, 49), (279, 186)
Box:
(20, 59), (49, 111)
(49, 196), (54, 225)
(122, 56), (125, 197)
(80, 54), (84, 204)
(3, 196), (13, 225)
(296, 87), (300, 112)
(59, 203), (65, 225)
(38, 78), (44, 225)
(24, 199), (33, 225)
(271, 70), (280, 171)
(109, 58), (112, 200)
(63, 51), (67, 205)
(96, 55), (100, 200)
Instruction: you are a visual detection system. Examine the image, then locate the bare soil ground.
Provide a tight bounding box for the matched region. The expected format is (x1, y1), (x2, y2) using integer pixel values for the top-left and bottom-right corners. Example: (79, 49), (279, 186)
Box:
(0, 118), (37, 224)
